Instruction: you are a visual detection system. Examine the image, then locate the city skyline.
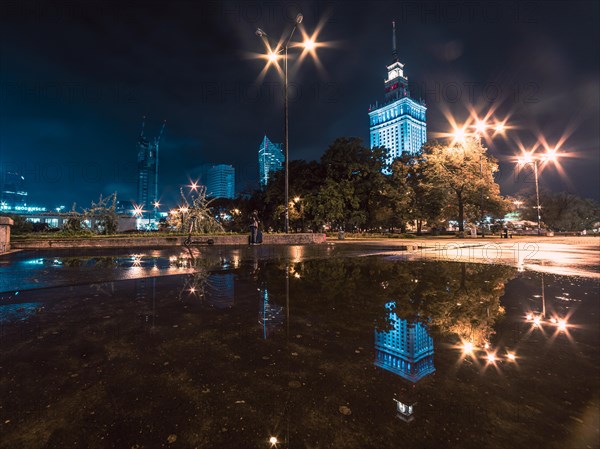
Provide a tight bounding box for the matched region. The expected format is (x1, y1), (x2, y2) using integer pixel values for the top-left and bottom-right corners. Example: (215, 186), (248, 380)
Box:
(0, 1), (598, 208)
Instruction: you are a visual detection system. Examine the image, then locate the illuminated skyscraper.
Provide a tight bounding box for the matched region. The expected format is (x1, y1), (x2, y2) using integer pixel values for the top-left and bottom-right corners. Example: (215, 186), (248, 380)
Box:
(374, 302), (435, 383)
(258, 135), (284, 188)
(368, 21), (427, 169)
(200, 164), (235, 199)
(137, 118), (165, 213)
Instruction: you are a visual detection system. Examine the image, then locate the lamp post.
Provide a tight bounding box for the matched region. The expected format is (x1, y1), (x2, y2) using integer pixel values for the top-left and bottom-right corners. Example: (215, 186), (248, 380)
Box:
(516, 156), (542, 235)
(517, 149), (559, 236)
(256, 13), (308, 233)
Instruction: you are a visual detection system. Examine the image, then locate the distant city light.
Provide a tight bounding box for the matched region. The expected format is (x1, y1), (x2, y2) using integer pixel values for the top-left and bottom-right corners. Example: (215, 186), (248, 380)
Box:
(462, 341), (474, 354)
(269, 436), (278, 446)
(486, 353), (497, 363)
(506, 352), (516, 361)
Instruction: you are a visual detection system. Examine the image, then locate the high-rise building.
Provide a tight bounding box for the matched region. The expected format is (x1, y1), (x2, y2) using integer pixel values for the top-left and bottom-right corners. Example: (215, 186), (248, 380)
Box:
(0, 171), (27, 210)
(258, 135), (284, 188)
(374, 302), (435, 383)
(137, 118), (165, 213)
(200, 164), (235, 199)
(368, 21), (427, 169)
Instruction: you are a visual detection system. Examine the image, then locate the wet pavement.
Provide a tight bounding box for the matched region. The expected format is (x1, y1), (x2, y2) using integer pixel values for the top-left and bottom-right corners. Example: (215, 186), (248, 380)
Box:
(0, 246), (598, 449)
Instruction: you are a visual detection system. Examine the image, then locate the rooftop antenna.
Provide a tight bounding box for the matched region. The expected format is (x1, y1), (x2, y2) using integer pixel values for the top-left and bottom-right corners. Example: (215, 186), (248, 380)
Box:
(140, 115), (146, 137)
(392, 20), (398, 60)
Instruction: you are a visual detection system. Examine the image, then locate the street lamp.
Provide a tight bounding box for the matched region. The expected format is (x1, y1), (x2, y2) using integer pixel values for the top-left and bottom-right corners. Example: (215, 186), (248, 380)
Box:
(256, 13), (318, 233)
(517, 149), (560, 235)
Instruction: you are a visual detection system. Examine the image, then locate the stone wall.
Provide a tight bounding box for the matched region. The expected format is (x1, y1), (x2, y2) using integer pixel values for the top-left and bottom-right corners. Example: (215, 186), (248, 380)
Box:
(0, 217), (14, 253)
(11, 233), (326, 249)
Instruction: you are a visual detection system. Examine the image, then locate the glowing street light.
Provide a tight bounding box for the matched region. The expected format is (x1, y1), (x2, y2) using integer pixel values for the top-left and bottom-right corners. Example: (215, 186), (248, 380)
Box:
(474, 120), (487, 134)
(303, 37), (316, 51)
(506, 352), (516, 361)
(255, 12), (325, 233)
(269, 436), (279, 446)
(516, 149), (561, 235)
(557, 319), (568, 332)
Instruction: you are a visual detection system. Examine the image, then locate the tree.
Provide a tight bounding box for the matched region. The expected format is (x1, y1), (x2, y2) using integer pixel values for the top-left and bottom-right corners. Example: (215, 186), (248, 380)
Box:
(319, 137), (389, 230)
(62, 203), (86, 234)
(423, 138), (507, 234)
(521, 191), (599, 231)
(168, 186), (224, 234)
(84, 193), (118, 235)
(389, 152), (447, 234)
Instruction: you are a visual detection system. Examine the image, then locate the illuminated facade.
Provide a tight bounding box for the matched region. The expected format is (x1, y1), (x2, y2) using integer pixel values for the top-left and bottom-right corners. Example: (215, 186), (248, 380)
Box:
(369, 21), (427, 169)
(374, 302), (435, 383)
(258, 135), (284, 188)
(201, 164), (235, 199)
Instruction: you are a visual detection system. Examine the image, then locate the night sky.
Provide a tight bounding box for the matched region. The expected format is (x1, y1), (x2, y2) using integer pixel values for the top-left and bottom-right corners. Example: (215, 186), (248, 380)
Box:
(1, 0), (598, 209)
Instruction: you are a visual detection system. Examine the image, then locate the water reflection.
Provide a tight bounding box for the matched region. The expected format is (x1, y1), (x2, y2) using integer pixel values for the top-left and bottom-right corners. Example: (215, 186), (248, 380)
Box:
(374, 302), (435, 383)
(0, 302), (42, 324)
(205, 273), (235, 309)
(1, 252), (597, 449)
(259, 288), (284, 339)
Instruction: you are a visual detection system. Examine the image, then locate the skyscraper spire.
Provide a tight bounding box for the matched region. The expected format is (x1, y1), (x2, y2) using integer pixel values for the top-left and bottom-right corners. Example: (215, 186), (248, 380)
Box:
(392, 20), (397, 60)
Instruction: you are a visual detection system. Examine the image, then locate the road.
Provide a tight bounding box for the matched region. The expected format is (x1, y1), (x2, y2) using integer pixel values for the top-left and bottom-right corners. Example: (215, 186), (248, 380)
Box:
(334, 236), (600, 278)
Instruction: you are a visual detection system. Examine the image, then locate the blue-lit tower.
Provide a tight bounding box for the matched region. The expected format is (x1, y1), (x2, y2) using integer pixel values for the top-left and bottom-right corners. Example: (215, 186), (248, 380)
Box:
(258, 135), (284, 188)
(369, 21), (427, 168)
(137, 118), (165, 215)
(200, 164), (235, 199)
(374, 302), (435, 383)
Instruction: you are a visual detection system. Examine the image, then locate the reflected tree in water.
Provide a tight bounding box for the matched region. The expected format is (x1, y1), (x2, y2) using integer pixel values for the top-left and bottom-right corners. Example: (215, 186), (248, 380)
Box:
(286, 258), (515, 346)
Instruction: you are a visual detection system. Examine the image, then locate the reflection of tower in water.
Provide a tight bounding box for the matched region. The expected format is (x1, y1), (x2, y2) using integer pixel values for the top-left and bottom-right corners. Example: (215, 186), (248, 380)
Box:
(135, 277), (157, 329)
(258, 288), (284, 339)
(205, 273), (235, 309)
(374, 302), (435, 383)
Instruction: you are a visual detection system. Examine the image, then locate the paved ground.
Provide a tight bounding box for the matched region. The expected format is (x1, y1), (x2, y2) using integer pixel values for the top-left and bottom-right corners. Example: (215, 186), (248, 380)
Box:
(334, 236), (600, 278)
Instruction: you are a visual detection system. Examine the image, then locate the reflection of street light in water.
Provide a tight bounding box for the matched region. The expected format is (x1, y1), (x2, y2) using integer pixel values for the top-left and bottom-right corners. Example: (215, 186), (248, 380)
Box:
(462, 341), (474, 354)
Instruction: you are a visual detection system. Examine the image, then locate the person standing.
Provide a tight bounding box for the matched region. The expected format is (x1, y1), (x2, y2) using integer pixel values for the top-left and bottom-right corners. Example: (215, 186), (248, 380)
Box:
(249, 210), (260, 245)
